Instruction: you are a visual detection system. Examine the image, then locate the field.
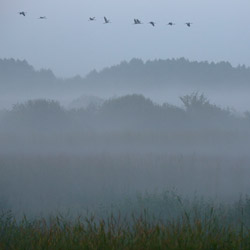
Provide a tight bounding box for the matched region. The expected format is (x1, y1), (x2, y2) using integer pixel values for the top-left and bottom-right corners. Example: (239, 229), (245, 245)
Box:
(1, 195), (250, 249)
(1, 153), (250, 249)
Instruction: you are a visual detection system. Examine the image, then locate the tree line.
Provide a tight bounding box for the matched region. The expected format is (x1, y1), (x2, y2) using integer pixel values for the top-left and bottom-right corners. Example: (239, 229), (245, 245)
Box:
(0, 93), (249, 133)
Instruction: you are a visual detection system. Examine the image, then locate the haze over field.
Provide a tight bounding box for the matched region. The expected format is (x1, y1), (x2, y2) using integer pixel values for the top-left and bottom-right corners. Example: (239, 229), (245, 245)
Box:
(1, 92), (250, 215)
(1, 0), (250, 223)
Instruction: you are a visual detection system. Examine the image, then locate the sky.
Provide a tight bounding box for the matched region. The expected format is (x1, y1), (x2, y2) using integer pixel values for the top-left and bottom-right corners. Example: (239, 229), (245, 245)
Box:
(0, 0), (250, 77)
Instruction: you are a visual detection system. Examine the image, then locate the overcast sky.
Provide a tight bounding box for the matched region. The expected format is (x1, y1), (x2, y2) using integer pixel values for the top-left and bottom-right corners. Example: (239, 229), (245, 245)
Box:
(0, 0), (249, 77)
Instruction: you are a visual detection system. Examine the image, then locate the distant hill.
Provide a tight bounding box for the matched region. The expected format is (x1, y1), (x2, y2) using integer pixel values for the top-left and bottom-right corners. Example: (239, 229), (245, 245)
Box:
(83, 58), (250, 90)
(1, 58), (250, 110)
(1, 58), (250, 92)
(0, 58), (57, 93)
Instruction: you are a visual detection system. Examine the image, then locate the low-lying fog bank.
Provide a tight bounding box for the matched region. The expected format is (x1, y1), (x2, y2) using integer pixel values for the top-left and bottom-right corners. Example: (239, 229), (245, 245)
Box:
(0, 93), (249, 217)
(1, 154), (250, 217)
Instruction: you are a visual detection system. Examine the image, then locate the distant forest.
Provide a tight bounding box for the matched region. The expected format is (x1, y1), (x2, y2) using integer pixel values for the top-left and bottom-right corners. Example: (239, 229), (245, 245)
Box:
(1, 93), (248, 132)
(1, 58), (250, 96)
(0, 93), (249, 155)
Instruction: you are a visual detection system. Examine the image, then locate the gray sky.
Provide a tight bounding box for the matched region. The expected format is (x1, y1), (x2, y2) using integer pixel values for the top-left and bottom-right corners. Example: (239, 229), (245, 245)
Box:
(0, 0), (249, 77)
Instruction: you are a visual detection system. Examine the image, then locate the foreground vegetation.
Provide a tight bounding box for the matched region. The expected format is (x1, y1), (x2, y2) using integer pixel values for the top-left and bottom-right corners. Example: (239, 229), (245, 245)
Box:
(1, 198), (250, 250)
(0, 214), (249, 249)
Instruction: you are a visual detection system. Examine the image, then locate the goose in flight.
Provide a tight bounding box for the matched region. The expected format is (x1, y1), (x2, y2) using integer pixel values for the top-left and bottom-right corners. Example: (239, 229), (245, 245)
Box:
(134, 19), (142, 24)
(18, 11), (26, 16)
(185, 22), (192, 27)
(136, 19), (142, 24)
(104, 16), (111, 24)
(38, 16), (47, 19)
(149, 21), (155, 27)
(89, 17), (96, 21)
(168, 22), (175, 26)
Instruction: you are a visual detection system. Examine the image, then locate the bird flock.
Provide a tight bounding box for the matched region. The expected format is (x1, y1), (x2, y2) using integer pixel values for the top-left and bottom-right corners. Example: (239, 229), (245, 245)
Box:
(18, 12), (193, 27)
(18, 11), (47, 19)
(91, 17), (193, 27)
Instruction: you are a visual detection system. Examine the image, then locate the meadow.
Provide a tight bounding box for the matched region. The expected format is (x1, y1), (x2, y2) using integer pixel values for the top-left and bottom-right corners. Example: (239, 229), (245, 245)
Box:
(1, 193), (250, 249)
(1, 153), (250, 249)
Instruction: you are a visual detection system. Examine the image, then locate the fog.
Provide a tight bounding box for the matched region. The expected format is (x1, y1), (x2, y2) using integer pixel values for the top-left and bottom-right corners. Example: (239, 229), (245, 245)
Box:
(1, 154), (250, 218)
(0, 91), (250, 216)
(1, 0), (250, 218)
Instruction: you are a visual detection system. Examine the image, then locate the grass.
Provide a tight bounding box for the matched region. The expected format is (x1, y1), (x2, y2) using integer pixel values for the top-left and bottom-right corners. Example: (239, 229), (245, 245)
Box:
(1, 200), (250, 250)
(1, 153), (250, 249)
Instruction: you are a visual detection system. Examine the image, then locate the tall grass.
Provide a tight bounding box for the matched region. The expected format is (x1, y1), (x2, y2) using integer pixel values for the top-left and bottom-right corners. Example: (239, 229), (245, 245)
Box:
(1, 196), (250, 249)
(0, 210), (250, 249)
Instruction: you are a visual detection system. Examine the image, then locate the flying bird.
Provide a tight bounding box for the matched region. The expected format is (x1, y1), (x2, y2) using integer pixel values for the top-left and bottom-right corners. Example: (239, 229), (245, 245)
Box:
(38, 16), (47, 19)
(168, 22), (175, 26)
(89, 17), (96, 21)
(133, 19), (143, 25)
(18, 11), (26, 16)
(185, 22), (192, 27)
(104, 16), (110, 24)
(149, 21), (155, 27)
(134, 19), (142, 24)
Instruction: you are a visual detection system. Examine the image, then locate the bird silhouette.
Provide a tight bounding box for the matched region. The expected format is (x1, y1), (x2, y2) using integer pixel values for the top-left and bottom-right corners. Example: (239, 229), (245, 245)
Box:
(149, 21), (155, 27)
(168, 22), (175, 26)
(38, 16), (47, 19)
(136, 19), (142, 24)
(104, 16), (111, 24)
(89, 17), (96, 21)
(18, 11), (26, 17)
(185, 22), (192, 27)
(133, 19), (143, 25)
